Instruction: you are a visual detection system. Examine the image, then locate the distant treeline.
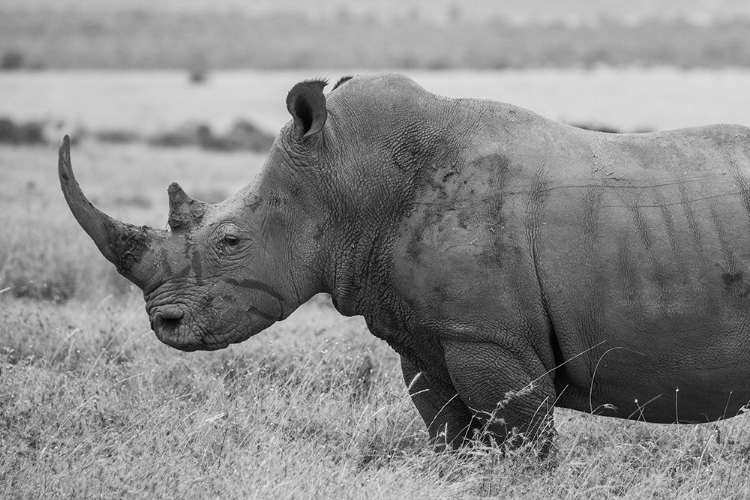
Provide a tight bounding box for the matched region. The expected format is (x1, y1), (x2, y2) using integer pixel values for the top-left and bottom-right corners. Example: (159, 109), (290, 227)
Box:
(0, 116), (275, 153)
(2, 9), (750, 70)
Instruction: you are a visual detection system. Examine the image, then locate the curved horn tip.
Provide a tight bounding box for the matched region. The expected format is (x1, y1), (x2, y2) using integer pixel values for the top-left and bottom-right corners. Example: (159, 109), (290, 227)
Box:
(168, 182), (184, 194)
(56, 134), (164, 288)
(58, 135), (72, 180)
(168, 182), (192, 204)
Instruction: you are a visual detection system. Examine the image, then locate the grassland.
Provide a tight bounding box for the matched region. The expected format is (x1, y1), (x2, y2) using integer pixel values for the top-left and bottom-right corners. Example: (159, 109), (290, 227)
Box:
(3, 140), (750, 498)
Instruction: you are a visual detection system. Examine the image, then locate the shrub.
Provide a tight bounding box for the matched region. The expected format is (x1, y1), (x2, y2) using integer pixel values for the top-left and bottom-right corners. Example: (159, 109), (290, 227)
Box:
(147, 122), (206, 148)
(147, 120), (274, 153)
(188, 68), (208, 84)
(221, 119), (275, 153)
(92, 129), (140, 144)
(1, 50), (23, 70)
(187, 52), (210, 84)
(0, 117), (46, 145)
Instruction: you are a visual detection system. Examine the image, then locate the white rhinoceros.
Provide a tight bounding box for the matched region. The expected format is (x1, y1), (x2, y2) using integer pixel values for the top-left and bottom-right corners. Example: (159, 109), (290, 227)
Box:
(59, 74), (750, 454)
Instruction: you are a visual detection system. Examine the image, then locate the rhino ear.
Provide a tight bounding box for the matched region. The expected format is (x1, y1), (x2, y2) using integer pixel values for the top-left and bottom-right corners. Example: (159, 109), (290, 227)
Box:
(286, 79), (327, 139)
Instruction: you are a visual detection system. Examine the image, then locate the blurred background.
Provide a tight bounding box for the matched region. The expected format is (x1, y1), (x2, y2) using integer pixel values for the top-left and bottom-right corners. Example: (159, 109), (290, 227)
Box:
(4, 4), (750, 496)
(2, 0), (750, 142)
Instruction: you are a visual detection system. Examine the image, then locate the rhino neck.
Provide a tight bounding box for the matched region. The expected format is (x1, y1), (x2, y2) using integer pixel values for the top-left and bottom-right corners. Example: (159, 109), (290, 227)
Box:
(317, 174), (415, 319)
(320, 94), (473, 318)
(323, 153), (455, 319)
(326, 227), (396, 318)
(321, 171), (421, 319)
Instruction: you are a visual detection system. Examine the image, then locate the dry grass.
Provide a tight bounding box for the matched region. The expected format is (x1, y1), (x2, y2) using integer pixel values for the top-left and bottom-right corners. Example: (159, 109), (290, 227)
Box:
(3, 143), (750, 498)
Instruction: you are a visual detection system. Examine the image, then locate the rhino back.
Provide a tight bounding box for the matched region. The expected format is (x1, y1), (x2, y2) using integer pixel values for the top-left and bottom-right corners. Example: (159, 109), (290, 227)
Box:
(529, 125), (750, 422)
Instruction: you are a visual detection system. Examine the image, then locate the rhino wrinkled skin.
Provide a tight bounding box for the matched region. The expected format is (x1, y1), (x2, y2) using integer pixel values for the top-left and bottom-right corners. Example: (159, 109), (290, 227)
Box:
(59, 74), (750, 453)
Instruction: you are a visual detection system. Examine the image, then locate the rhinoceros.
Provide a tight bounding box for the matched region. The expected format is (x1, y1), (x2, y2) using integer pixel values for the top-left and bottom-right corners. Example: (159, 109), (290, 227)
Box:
(59, 73), (750, 453)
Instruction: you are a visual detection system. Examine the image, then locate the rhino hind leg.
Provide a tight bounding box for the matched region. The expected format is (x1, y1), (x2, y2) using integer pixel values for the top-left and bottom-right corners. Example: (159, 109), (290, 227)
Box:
(442, 340), (557, 457)
(400, 356), (479, 450)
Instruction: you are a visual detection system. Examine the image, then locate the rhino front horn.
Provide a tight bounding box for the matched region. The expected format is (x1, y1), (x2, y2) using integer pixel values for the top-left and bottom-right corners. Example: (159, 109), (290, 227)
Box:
(167, 182), (207, 232)
(57, 135), (164, 289)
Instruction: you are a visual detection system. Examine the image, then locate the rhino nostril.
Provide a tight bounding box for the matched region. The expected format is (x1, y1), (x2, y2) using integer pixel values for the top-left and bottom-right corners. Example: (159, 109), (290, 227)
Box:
(159, 316), (181, 331)
(153, 308), (184, 332)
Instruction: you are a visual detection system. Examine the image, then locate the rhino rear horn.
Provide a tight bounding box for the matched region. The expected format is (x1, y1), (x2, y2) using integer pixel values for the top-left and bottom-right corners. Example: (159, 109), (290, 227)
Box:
(286, 79), (327, 139)
(58, 135), (164, 288)
(167, 182), (207, 232)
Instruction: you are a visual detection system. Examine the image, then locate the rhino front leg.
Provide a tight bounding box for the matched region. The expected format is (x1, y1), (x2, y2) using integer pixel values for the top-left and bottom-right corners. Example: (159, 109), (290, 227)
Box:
(400, 356), (479, 450)
(442, 339), (557, 456)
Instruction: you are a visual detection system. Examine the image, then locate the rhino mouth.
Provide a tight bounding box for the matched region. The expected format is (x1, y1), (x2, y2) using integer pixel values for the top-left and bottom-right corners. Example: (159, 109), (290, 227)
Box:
(151, 320), (229, 352)
(148, 300), (279, 351)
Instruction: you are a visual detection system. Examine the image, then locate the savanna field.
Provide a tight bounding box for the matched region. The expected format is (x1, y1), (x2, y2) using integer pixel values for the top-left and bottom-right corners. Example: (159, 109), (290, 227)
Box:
(4, 69), (750, 498)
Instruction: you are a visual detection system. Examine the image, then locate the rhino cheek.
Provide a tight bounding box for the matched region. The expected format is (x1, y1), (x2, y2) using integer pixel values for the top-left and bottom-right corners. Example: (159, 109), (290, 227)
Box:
(183, 311), (273, 351)
(212, 291), (281, 345)
(211, 286), (283, 345)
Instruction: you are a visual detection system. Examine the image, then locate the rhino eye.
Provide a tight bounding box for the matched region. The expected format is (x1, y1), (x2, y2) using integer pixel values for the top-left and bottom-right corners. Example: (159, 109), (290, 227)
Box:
(223, 234), (240, 246)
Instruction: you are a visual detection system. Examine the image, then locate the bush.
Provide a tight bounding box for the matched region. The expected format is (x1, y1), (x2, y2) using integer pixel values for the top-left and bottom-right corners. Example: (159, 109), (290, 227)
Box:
(92, 129), (140, 143)
(1, 50), (23, 70)
(147, 120), (274, 153)
(0, 117), (46, 145)
(8, 275), (75, 303)
(221, 119), (275, 152)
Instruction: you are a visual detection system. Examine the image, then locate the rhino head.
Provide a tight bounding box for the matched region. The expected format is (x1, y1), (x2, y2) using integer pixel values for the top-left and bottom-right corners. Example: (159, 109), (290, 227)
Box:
(58, 79), (363, 351)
